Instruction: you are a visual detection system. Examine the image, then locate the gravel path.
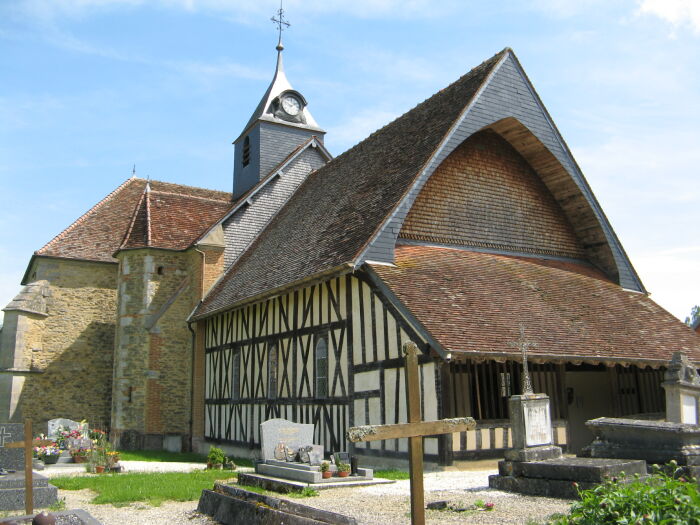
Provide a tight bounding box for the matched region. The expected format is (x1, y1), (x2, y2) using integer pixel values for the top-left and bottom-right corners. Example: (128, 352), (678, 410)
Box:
(29, 463), (571, 524)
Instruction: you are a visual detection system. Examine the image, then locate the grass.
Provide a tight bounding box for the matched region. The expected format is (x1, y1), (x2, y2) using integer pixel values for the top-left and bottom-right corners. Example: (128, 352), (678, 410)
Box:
(115, 449), (254, 468)
(52, 470), (238, 506)
(375, 469), (410, 480)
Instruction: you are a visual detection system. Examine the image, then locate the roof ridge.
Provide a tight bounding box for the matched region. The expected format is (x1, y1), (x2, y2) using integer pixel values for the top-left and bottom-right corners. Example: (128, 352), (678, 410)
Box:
(118, 188), (148, 252)
(37, 176), (138, 256)
(138, 177), (231, 201)
(148, 188), (234, 204)
(145, 185), (152, 247)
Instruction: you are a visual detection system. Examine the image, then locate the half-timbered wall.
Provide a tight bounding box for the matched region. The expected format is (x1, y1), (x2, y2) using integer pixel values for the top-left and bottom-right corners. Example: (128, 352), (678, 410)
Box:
(203, 273), (440, 459)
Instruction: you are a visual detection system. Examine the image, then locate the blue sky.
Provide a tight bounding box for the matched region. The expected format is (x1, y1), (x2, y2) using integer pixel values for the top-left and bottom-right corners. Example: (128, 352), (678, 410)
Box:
(1, 0), (698, 323)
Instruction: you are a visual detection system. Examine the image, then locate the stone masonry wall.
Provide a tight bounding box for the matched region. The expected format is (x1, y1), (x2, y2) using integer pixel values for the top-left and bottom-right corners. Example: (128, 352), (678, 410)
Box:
(15, 257), (117, 430)
(112, 247), (220, 448)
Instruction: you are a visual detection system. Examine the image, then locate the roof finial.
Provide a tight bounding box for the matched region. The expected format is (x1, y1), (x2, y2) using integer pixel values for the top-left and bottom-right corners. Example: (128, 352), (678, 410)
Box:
(271, 0), (290, 54)
(132, 164), (136, 178)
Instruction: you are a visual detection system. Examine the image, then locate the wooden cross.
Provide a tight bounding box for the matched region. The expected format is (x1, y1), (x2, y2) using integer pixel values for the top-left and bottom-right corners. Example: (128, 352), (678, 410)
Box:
(346, 342), (475, 525)
(0, 419), (35, 515)
(508, 324), (537, 395)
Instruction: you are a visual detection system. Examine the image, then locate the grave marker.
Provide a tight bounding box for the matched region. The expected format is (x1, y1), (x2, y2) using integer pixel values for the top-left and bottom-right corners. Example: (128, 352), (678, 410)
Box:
(346, 342), (475, 525)
(260, 418), (315, 462)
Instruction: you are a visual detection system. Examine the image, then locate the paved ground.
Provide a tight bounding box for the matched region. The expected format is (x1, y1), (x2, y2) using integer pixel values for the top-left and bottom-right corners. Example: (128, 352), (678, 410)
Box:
(21, 461), (572, 524)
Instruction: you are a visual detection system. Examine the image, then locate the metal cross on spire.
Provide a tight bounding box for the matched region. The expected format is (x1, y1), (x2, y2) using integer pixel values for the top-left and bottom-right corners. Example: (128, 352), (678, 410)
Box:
(508, 324), (538, 395)
(271, 0), (290, 51)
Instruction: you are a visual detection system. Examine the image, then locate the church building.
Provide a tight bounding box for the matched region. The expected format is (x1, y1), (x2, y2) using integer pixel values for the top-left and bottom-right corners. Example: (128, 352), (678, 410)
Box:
(2, 33), (699, 464)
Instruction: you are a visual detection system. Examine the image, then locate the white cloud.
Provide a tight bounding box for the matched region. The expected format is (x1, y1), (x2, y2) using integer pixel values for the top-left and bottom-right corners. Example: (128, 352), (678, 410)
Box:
(638, 0), (700, 34)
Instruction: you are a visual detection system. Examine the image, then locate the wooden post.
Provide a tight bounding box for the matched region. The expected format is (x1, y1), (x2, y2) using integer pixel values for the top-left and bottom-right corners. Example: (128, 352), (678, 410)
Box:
(346, 342), (476, 525)
(405, 343), (424, 525)
(24, 419), (33, 516)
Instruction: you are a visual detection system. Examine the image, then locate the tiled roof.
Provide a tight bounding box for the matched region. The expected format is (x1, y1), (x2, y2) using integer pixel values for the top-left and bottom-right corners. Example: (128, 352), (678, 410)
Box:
(194, 49), (508, 318)
(120, 187), (231, 251)
(36, 178), (231, 263)
(370, 245), (700, 365)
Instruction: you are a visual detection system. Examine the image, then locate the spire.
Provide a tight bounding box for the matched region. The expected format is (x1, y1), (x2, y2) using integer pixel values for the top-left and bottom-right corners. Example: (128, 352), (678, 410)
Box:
(235, 1), (322, 142)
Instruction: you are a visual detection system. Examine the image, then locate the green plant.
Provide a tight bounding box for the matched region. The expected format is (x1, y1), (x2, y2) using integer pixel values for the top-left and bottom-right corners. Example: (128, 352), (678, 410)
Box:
(320, 461), (330, 472)
(289, 487), (319, 498)
(48, 497), (67, 511)
(337, 462), (351, 473)
(549, 462), (700, 524)
(207, 446), (225, 465)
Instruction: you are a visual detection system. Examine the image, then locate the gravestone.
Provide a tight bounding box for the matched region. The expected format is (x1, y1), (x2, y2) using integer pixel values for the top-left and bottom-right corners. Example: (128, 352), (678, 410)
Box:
(505, 393), (560, 461)
(260, 419), (314, 462)
(662, 352), (700, 424)
(0, 422), (58, 511)
(308, 445), (323, 465)
(0, 424), (25, 471)
(46, 418), (83, 440)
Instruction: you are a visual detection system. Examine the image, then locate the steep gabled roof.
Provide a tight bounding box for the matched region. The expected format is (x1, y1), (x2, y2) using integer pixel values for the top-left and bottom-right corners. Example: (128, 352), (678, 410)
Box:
(368, 245), (700, 366)
(120, 185), (231, 252)
(193, 49), (508, 318)
(31, 178), (231, 268)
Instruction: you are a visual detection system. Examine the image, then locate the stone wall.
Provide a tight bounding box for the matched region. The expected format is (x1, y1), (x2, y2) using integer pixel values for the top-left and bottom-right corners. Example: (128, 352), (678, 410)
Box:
(3, 257), (117, 430)
(112, 247), (219, 450)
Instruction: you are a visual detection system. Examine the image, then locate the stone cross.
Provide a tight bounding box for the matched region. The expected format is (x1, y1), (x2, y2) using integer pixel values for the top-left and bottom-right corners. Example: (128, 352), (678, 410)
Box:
(0, 427), (11, 447)
(346, 342), (475, 525)
(508, 325), (537, 395)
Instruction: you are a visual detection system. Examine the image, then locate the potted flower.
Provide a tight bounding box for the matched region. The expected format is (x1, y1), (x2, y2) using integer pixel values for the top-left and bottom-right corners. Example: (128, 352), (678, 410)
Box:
(106, 451), (120, 470)
(70, 447), (91, 463)
(320, 461), (332, 479)
(336, 462), (351, 478)
(207, 446), (225, 469)
(34, 443), (60, 465)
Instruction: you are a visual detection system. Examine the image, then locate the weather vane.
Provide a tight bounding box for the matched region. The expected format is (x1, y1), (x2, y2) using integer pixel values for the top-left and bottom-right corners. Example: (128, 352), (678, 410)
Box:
(271, 0), (290, 50)
(508, 324), (537, 395)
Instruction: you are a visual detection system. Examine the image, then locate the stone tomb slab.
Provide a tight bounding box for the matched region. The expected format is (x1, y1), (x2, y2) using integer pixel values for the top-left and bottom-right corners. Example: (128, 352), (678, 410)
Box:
(238, 471), (390, 495)
(489, 457), (647, 499)
(0, 423), (25, 471)
(510, 457), (647, 483)
(199, 482), (357, 525)
(0, 509), (101, 525)
(260, 419), (314, 462)
(0, 471), (59, 511)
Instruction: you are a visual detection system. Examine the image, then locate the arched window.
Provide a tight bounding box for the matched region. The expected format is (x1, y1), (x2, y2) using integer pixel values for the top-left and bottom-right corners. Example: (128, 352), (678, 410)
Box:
(268, 343), (278, 399)
(315, 336), (328, 398)
(242, 136), (251, 167)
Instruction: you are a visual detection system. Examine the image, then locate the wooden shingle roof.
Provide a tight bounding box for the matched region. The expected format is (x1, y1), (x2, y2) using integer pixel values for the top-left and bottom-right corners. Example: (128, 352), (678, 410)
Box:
(194, 50), (508, 319)
(370, 245), (700, 365)
(33, 178), (231, 265)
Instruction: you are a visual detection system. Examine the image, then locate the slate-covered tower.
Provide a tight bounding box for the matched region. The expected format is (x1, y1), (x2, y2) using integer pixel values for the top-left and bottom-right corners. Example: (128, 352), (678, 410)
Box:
(232, 40), (325, 199)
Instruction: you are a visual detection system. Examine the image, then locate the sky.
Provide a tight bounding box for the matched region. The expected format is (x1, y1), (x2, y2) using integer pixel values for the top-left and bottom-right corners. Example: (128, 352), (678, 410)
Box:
(0, 0), (698, 325)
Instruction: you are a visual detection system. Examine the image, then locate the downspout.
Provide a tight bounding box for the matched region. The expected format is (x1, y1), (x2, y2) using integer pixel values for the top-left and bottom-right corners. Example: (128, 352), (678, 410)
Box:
(188, 247), (207, 452)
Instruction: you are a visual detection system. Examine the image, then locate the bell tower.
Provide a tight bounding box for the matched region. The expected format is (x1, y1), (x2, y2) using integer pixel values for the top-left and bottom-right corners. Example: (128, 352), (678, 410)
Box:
(232, 4), (325, 199)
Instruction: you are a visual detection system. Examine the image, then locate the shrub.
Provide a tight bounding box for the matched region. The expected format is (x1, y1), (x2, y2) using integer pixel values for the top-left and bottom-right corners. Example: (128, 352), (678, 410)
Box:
(207, 446), (225, 465)
(550, 463), (700, 524)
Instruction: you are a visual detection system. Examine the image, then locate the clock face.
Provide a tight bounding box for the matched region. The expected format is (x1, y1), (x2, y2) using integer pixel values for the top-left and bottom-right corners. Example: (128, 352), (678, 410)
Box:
(281, 95), (301, 116)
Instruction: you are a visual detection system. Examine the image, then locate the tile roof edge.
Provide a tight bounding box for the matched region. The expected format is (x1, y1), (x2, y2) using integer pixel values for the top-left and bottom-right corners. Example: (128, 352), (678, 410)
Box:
(362, 264), (450, 360)
(446, 350), (672, 368)
(190, 263), (354, 322)
(36, 176), (138, 256)
(147, 189), (233, 204)
(351, 48), (511, 268)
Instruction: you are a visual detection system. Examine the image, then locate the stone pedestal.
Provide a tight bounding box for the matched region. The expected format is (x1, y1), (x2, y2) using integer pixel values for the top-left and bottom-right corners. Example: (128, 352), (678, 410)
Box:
(0, 471), (58, 511)
(662, 352), (700, 424)
(505, 393), (561, 462)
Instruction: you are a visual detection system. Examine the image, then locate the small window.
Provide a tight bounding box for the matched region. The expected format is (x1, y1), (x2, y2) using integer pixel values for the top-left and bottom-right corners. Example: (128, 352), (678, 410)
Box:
(156, 266), (164, 275)
(315, 336), (328, 398)
(242, 136), (251, 167)
(268, 343), (278, 399)
(231, 349), (241, 401)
